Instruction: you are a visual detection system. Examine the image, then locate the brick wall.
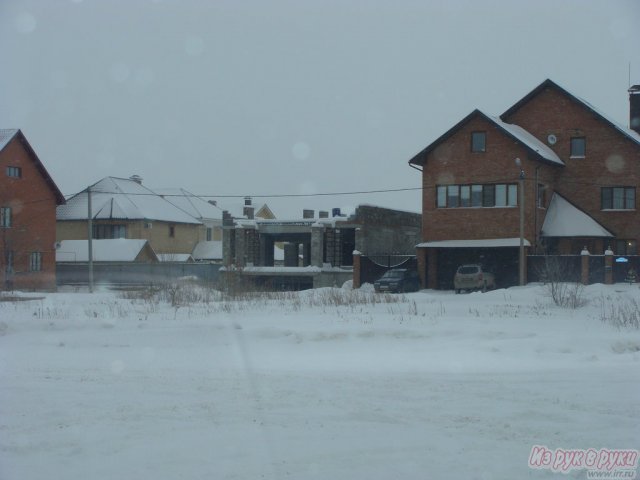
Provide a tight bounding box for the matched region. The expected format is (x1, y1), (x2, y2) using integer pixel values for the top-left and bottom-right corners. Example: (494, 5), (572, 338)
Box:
(1, 136), (59, 291)
(419, 87), (640, 254)
(503, 86), (640, 251)
(420, 114), (545, 246)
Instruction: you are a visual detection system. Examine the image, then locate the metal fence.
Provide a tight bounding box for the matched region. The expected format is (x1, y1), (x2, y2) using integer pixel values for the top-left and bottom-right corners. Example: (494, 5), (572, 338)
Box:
(56, 262), (221, 287)
(527, 255), (582, 283)
(359, 254), (417, 286)
(528, 255), (640, 284)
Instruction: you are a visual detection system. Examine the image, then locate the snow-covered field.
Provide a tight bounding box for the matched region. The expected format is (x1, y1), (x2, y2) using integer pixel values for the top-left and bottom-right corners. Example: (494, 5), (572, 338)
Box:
(1, 283), (639, 479)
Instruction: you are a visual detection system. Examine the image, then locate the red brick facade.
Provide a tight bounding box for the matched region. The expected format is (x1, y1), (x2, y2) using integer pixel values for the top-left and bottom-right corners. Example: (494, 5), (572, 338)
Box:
(0, 131), (65, 291)
(410, 80), (640, 288)
(503, 84), (640, 253)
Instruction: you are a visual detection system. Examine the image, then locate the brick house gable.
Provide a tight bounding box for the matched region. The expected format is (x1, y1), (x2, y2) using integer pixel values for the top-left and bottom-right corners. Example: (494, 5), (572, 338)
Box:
(409, 80), (640, 289)
(1, 129), (65, 291)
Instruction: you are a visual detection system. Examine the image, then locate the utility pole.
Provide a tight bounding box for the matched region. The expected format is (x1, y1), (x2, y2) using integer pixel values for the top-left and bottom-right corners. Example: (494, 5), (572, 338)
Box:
(87, 186), (94, 293)
(515, 158), (526, 286)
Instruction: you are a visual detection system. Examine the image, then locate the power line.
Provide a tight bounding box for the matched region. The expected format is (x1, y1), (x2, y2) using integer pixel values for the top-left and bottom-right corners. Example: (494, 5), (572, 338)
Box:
(64, 186), (424, 199)
(60, 176), (634, 200)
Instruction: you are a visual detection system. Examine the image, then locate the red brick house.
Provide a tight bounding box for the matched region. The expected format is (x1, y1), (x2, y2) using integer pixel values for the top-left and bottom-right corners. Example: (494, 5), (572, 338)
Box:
(1, 129), (65, 291)
(409, 79), (640, 289)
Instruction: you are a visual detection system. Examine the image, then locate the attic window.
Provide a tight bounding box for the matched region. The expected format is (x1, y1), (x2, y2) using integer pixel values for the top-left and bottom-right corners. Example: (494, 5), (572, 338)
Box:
(570, 137), (586, 158)
(6, 166), (22, 178)
(471, 132), (486, 152)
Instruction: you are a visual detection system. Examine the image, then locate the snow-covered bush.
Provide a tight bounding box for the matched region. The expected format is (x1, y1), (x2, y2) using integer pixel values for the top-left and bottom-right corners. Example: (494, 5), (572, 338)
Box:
(599, 294), (640, 330)
(537, 256), (586, 308)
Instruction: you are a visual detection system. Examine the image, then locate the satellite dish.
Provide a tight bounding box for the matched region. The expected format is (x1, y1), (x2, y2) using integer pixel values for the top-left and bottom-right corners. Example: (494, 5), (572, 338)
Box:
(547, 134), (557, 145)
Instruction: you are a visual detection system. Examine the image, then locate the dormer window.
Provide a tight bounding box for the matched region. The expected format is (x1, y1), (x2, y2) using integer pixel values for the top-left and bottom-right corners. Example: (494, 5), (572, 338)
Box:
(471, 132), (486, 152)
(570, 137), (586, 158)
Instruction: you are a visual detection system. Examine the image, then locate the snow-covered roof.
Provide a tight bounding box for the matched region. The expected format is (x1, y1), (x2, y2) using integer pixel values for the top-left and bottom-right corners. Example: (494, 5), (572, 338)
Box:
(417, 238), (531, 248)
(157, 253), (194, 262)
(501, 79), (640, 148)
(409, 109), (565, 167)
(154, 188), (223, 221)
(57, 177), (201, 224)
(541, 193), (613, 238)
(192, 241), (222, 260)
(0, 129), (18, 152)
(490, 117), (564, 165)
(241, 266), (322, 275)
(56, 239), (157, 262)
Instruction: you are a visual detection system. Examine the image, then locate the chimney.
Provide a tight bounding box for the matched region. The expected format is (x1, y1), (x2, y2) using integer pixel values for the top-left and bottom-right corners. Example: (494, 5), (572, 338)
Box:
(130, 175), (143, 184)
(222, 210), (234, 227)
(630, 85), (640, 134)
(243, 196), (254, 219)
(303, 209), (315, 219)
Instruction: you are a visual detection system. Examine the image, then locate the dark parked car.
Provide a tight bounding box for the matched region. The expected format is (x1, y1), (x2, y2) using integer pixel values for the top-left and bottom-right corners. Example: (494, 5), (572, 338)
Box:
(374, 268), (421, 293)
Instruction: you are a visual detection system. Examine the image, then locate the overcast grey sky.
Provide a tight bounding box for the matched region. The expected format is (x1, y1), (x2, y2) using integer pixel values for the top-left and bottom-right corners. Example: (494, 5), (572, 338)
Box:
(1, 0), (639, 218)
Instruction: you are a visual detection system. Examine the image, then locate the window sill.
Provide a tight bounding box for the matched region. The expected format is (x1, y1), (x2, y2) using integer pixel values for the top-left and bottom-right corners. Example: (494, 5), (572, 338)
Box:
(569, 155), (585, 159)
(601, 209), (636, 212)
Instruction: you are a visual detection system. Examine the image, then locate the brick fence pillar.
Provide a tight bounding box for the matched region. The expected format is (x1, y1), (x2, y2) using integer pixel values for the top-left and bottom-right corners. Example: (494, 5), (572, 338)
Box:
(352, 251), (361, 289)
(604, 246), (614, 285)
(235, 226), (246, 268)
(416, 247), (427, 289)
(311, 224), (324, 268)
(581, 247), (590, 285)
(427, 248), (438, 289)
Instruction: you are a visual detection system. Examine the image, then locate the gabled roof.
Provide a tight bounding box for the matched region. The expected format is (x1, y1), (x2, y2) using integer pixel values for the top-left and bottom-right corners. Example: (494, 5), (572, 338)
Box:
(56, 239), (158, 262)
(157, 253), (194, 262)
(215, 200), (276, 220)
(408, 109), (563, 167)
(57, 177), (201, 224)
(154, 188), (223, 221)
(255, 203), (276, 219)
(541, 193), (613, 238)
(192, 240), (222, 261)
(0, 128), (66, 205)
(501, 79), (640, 147)
(0, 129), (18, 151)
(417, 238), (531, 248)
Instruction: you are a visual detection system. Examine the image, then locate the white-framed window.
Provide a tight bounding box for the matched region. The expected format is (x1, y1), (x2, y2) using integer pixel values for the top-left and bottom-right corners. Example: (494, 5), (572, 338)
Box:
(602, 187), (635, 210)
(537, 184), (546, 208)
(5, 250), (13, 273)
(29, 252), (42, 272)
(570, 137), (586, 158)
(436, 184), (518, 208)
(471, 185), (483, 207)
(471, 131), (486, 152)
(6, 166), (22, 178)
(0, 207), (11, 227)
(93, 224), (126, 239)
